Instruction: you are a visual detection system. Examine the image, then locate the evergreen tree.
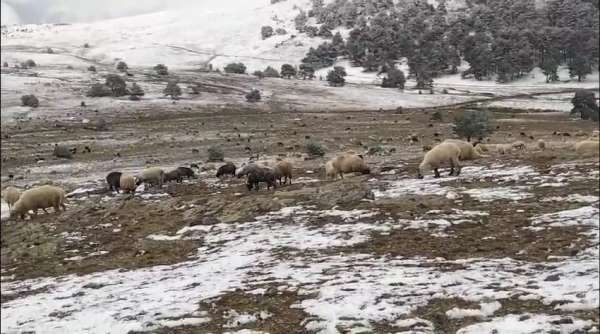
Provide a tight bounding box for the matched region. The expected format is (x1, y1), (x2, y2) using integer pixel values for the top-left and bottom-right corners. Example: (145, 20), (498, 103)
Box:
(541, 49), (561, 82)
(164, 81), (182, 100)
(326, 66), (347, 86)
(280, 64), (297, 78)
(105, 74), (127, 96)
(263, 66), (280, 77)
(569, 55), (592, 82)
(571, 89), (599, 121)
(299, 64), (315, 79)
(381, 68), (406, 89)
(130, 82), (145, 96)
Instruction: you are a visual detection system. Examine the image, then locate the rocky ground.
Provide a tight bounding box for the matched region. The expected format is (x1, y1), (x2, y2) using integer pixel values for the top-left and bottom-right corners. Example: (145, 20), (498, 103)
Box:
(1, 95), (599, 333)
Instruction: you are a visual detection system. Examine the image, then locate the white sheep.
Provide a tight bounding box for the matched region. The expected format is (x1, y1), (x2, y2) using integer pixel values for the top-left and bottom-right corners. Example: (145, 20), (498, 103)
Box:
(575, 140), (599, 156)
(1, 186), (21, 210)
(120, 175), (138, 193)
(10, 185), (66, 220)
(139, 167), (165, 188)
(444, 139), (486, 160)
(418, 141), (461, 179)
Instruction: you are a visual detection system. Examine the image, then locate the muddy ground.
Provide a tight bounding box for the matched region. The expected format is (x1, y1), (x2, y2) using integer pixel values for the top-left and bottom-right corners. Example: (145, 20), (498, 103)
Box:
(1, 102), (599, 333)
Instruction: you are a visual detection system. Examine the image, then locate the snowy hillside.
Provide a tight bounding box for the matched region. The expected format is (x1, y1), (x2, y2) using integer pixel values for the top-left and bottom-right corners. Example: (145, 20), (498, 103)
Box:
(1, 0), (326, 71)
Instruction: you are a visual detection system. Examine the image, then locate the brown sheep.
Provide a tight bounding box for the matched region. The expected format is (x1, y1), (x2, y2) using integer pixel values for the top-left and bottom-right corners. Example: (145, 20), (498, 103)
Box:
(327, 153), (371, 180)
(1, 186), (21, 210)
(10, 185), (66, 220)
(273, 159), (293, 185)
(120, 175), (138, 193)
(418, 142), (461, 179)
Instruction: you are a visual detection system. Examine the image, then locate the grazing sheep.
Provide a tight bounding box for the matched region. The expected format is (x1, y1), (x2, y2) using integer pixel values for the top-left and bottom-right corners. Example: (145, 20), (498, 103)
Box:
(1, 186), (21, 209)
(164, 169), (182, 183)
(444, 139), (486, 160)
(236, 162), (271, 178)
(10, 185), (66, 220)
(216, 162), (237, 177)
(120, 175), (138, 193)
(106, 172), (122, 191)
(139, 167), (165, 188)
(53, 144), (73, 159)
(417, 142), (461, 179)
(246, 168), (277, 191)
(511, 141), (526, 150)
(537, 139), (546, 150)
(325, 160), (337, 180)
(273, 159), (293, 185)
(575, 140), (599, 156)
(327, 153), (371, 180)
(176, 167), (196, 179)
(497, 144), (512, 155)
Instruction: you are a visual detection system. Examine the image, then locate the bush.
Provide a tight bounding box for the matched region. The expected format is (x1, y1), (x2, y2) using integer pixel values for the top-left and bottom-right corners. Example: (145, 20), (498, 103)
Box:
(263, 66), (280, 78)
(105, 74), (128, 96)
(83, 43), (90, 48)
(207, 146), (224, 162)
(116, 61), (128, 72)
(22, 59), (36, 68)
(305, 141), (325, 157)
(305, 26), (318, 37)
(189, 85), (200, 95)
(299, 64), (315, 80)
(129, 95), (140, 101)
(381, 68), (405, 89)
(46, 47), (54, 54)
(154, 64), (168, 75)
(326, 66), (347, 87)
(275, 28), (287, 35)
(129, 82), (144, 96)
(224, 62), (247, 74)
(21, 94), (39, 108)
(66, 65), (73, 70)
(280, 64), (297, 78)
(453, 110), (494, 142)
(88, 65), (96, 72)
(3, 62), (8, 67)
(571, 90), (599, 121)
(87, 83), (111, 97)
(430, 111), (443, 121)
(261, 26), (274, 40)
(271, 0), (286, 3)
(164, 81), (182, 99)
(245, 89), (261, 102)
(253, 70), (264, 79)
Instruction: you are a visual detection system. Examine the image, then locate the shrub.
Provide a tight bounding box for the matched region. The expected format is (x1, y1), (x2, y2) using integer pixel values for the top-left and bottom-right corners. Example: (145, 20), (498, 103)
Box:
(571, 90), (599, 121)
(129, 82), (144, 96)
(305, 26), (318, 37)
(88, 65), (96, 72)
(129, 95), (140, 101)
(430, 111), (443, 121)
(3, 62), (8, 67)
(381, 68), (405, 89)
(207, 146), (224, 162)
(224, 62), (247, 74)
(46, 47), (54, 54)
(154, 64), (168, 75)
(275, 28), (287, 35)
(87, 83), (111, 97)
(326, 66), (347, 87)
(280, 64), (297, 79)
(105, 74), (128, 96)
(299, 64), (315, 80)
(22, 59), (36, 68)
(263, 66), (280, 78)
(305, 141), (325, 157)
(253, 70), (264, 79)
(271, 0), (285, 3)
(245, 89), (261, 102)
(261, 26), (274, 40)
(116, 61), (128, 72)
(21, 94), (39, 108)
(66, 65), (73, 69)
(452, 110), (494, 142)
(83, 43), (90, 48)
(164, 81), (182, 100)
(189, 85), (200, 95)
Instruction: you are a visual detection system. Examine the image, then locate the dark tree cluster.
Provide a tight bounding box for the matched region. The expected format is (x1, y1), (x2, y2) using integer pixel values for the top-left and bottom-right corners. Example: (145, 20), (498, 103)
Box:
(299, 0), (599, 85)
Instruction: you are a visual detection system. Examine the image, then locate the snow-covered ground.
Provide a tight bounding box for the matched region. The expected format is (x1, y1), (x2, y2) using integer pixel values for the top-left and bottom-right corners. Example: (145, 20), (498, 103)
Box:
(2, 162), (598, 333)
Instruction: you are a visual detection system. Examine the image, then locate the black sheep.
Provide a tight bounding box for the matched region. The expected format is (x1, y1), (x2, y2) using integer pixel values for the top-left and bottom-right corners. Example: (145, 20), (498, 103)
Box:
(246, 168), (276, 191)
(106, 171), (122, 191)
(216, 162), (237, 177)
(176, 166), (196, 179)
(164, 169), (182, 183)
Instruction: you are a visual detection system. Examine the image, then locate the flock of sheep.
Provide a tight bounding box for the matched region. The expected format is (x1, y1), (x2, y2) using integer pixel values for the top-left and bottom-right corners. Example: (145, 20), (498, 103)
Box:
(1, 134), (598, 221)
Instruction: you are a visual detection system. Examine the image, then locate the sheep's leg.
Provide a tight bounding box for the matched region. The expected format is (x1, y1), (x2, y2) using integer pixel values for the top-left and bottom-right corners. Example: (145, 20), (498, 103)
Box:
(452, 156), (461, 176)
(61, 202), (66, 211)
(339, 172), (344, 179)
(448, 159), (455, 176)
(433, 169), (441, 178)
